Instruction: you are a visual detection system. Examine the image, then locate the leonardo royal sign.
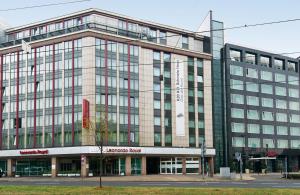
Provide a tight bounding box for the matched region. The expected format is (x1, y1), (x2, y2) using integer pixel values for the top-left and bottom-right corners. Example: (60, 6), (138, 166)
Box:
(106, 148), (141, 153)
(19, 150), (49, 155)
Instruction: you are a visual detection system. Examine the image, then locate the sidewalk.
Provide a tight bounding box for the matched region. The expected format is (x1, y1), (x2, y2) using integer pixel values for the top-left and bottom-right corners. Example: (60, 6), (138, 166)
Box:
(0, 174), (255, 182)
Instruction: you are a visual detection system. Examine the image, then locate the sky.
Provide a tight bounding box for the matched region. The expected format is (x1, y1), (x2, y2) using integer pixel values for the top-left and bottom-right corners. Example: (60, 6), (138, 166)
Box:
(0, 0), (300, 57)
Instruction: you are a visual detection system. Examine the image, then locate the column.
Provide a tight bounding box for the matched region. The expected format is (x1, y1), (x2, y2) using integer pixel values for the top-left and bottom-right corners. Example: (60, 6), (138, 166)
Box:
(7, 159), (14, 177)
(208, 157), (214, 177)
(182, 158), (186, 175)
(141, 156), (147, 175)
(81, 155), (89, 177)
(51, 157), (58, 178)
(125, 156), (131, 176)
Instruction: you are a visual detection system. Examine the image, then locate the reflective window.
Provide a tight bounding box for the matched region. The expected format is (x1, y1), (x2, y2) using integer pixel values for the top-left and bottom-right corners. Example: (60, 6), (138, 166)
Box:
(230, 79), (243, 90)
(246, 68), (258, 78)
(289, 88), (299, 98)
(229, 49), (241, 62)
(230, 65), (243, 76)
(260, 56), (271, 67)
(262, 125), (274, 134)
(262, 111), (274, 121)
(245, 52), (256, 64)
(232, 137), (245, 147)
(289, 101), (300, 111)
(276, 113), (287, 122)
(274, 59), (284, 70)
(231, 94), (244, 104)
(260, 71), (272, 81)
(288, 75), (299, 86)
(248, 138), (260, 148)
(263, 139), (275, 148)
(277, 140), (288, 149)
(261, 98), (273, 108)
(275, 86), (286, 96)
(275, 73), (286, 83)
(247, 110), (259, 120)
(276, 99), (287, 109)
(261, 84), (273, 94)
(290, 127), (300, 136)
(246, 82), (259, 92)
(246, 96), (259, 106)
(291, 140), (300, 149)
(154, 117), (161, 126)
(231, 123), (245, 133)
(277, 126), (288, 135)
(288, 61), (297, 72)
(290, 114), (300, 123)
(153, 100), (161, 109)
(231, 108), (244, 118)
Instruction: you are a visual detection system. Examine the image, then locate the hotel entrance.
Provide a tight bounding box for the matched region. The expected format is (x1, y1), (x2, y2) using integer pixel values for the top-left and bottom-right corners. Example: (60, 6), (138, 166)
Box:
(89, 157), (126, 176)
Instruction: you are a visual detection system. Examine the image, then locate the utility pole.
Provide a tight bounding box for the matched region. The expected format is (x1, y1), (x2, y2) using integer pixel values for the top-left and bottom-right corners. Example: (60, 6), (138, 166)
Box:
(99, 130), (104, 188)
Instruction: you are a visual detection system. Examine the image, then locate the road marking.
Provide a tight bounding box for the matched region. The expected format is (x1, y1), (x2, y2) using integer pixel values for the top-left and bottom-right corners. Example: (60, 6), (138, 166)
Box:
(206, 182), (220, 184)
(272, 186), (287, 188)
(231, 182), (247, 185)
(260, 183), (278, 185)
(292, 183), (300, 185)
(140, 184), (170, 186)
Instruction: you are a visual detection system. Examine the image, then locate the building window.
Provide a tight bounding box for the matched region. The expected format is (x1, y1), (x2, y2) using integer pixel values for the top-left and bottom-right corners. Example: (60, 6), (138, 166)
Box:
(290, 114), (300, 123)
(287, 61), (297, 72)
(230, 65), (243, 76)
(231, 122), (245, 133)
(159, 31), (167, 45)
(289, 101), (300, 111)
(263, 139), (275, 148)
(262, 111), (274, 121)
(154, 100), (161, 109)
(276, 99), (287, 109)
(229, 49), (241, 62)
(153, 67), (161, 77)
(153, 83), (160, 93)
(277, 126), (288, 135)
(231, 94), (244, 104)
(247, 110), (259, 120)
(262, 125), (274, 135)
(260, 56), (271, 67)
(275, 73), (286, 83)
(290, 127), (300, 136)
(261, 84), (273, 94)
(288, 75), (298, 86)
(274, 59), (284, 70)
(276, 113), (287, 122)
(246, 82), (259, 92)
(260, 71), (273, 81)
(289, 88), (299, 98)
(248, 124), (260, 134)
(231, 108), (244, 118)
(248, 138), (260, 148)
(232, 137), (245, 147)
(291, 140), (300, 149)
(246, 68), (258, 78)
(245, 52), (256, 64)
(246, 96), (259, 106)
(277, 140), (288, 149)
(197, 76), (203, 83)
(154, 117), (161, 126)
(182, 35), (189, 49)
(275, 86), (286, 96)
(230, 79), (243, 90)
(261, 98), (273, 108)
(153, 51), (161, 60)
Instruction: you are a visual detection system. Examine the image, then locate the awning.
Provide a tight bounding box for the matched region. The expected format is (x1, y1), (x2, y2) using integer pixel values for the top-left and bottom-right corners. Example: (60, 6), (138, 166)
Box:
(249, 157), (277, 160)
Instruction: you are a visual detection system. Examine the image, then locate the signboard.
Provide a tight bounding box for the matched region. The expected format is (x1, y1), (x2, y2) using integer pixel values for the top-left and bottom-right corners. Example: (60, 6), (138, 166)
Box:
(106, 148), (141, 153)
(82, 99), (89, 128)
(175, 59), (185, 136)
(19, 150), (48, 155)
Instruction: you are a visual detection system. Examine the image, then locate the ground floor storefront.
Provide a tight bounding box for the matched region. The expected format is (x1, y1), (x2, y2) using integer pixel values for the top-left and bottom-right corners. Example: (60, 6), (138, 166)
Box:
(0, 146), (215, 177)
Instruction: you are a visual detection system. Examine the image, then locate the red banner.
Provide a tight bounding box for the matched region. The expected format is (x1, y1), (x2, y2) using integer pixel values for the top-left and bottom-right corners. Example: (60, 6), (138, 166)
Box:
(82, 99), (89, 128)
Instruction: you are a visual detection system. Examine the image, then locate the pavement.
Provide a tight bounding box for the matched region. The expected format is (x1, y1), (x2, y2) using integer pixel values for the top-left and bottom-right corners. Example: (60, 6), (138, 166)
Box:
(0, 173), (300, 188)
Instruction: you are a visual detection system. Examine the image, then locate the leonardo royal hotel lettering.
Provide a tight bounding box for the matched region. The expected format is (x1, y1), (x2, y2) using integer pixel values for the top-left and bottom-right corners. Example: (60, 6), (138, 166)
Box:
(106, 148), (141, 153)
(19, 150), (49, 155)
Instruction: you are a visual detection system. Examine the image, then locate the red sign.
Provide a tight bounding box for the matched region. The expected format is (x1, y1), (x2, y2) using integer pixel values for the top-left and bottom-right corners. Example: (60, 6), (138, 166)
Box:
(19, 150), (49, 155)
(107, 148), (141, 153)
(267, 151), (278, 157)
(82, 99), (89, 128)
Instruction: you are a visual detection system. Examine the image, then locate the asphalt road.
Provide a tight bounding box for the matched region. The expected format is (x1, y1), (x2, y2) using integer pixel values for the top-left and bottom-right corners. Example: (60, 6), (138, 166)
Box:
(0, 176), (300, 188)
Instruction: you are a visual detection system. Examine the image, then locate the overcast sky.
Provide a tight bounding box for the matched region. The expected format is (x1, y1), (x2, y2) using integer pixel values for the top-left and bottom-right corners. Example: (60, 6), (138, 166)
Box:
(1, 0), (300, 57)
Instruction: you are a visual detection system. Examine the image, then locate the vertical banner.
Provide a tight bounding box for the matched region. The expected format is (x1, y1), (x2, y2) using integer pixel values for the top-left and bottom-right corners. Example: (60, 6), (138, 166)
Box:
(82, 99), (89, 128)
(175, 59), (185, 136)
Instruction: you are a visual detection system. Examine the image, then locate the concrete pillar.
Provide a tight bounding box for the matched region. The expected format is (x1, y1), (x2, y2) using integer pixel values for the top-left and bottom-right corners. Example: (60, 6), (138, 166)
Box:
(182, 158), (186, 175)
(125, 156), (131, 176)
(81, 155), (89, 177)
(208, 157), (214, 177)
(51, 157), (58, 178)
(141, 156), (147, 175)
(7, 159), (14, 177)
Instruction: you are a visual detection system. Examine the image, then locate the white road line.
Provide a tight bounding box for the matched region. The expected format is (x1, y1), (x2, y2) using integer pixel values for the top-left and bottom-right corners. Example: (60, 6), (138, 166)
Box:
(207, 182), (220, 184)
(140, 184), (170, 186)
(260, 183), (279, 185)
(292, 183), (300, 185)
(37, 182), (60, 185)
(231, 182), (247, 185)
